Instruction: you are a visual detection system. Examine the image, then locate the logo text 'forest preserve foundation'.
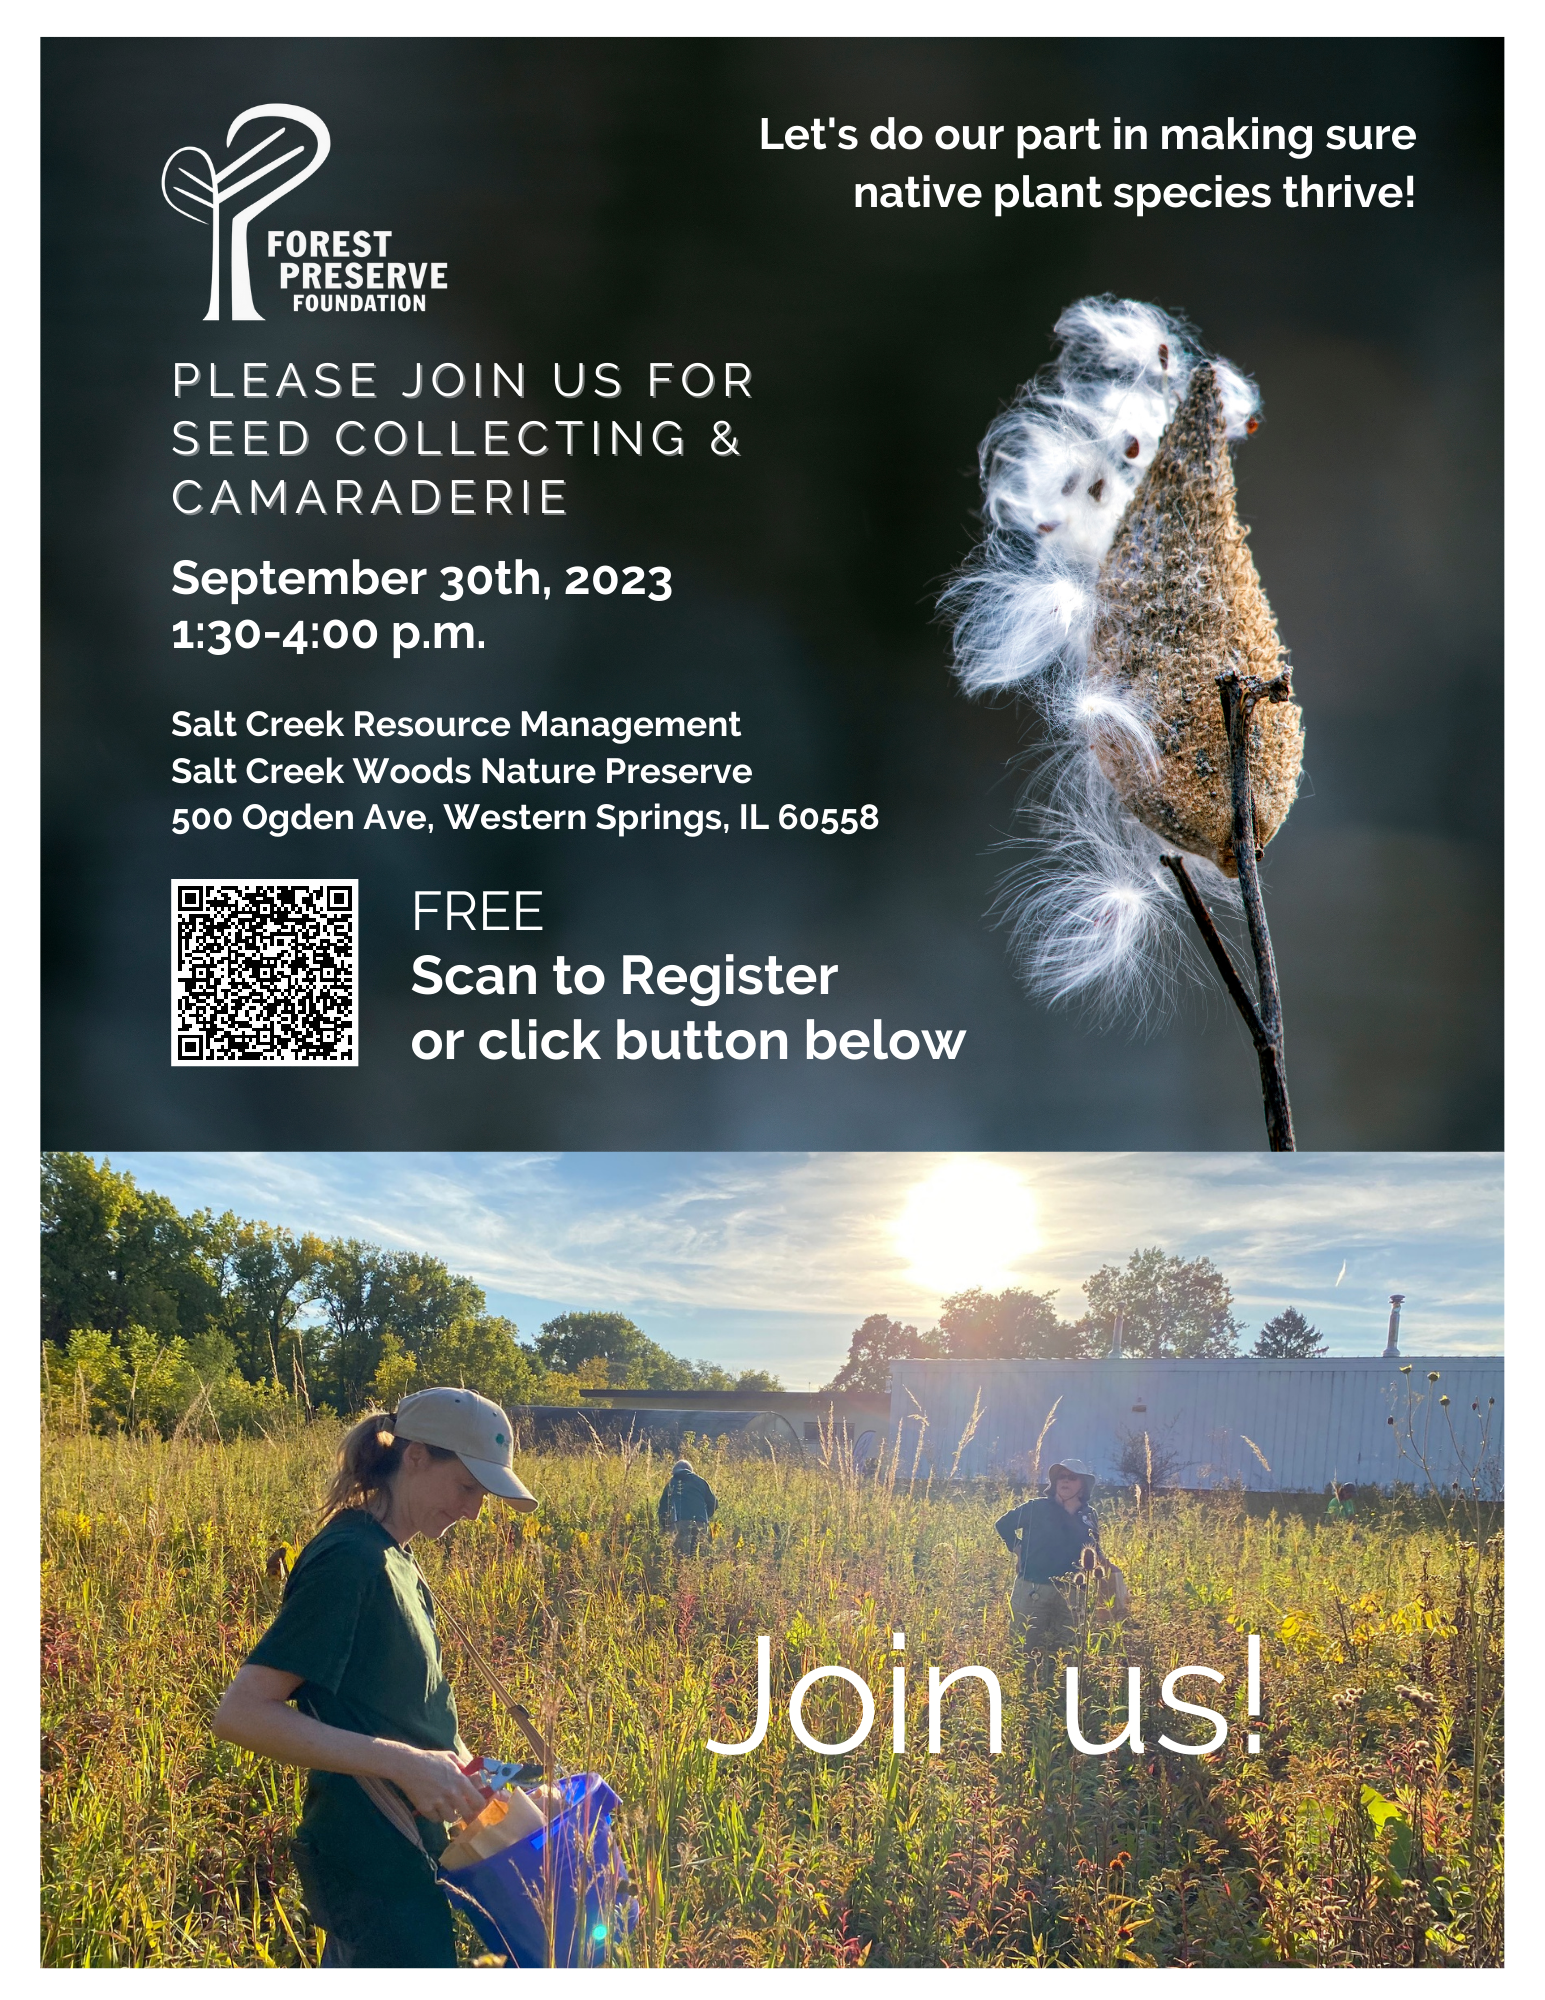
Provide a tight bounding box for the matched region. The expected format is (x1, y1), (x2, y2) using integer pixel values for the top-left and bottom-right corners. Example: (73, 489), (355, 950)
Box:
(162, 105), (449, 321)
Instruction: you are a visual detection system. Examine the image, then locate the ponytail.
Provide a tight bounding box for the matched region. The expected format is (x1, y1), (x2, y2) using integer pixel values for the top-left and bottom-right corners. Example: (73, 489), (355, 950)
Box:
(319, 1409), (455, 1522)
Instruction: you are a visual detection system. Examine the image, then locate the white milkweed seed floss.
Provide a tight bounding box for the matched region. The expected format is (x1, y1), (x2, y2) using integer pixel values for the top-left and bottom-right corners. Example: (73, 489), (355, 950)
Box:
(942, 296), (1305, 1019)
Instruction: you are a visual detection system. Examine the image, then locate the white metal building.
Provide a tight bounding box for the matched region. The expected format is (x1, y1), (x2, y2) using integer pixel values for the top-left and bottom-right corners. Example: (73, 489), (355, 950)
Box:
(885, 1357), (1504, 1495)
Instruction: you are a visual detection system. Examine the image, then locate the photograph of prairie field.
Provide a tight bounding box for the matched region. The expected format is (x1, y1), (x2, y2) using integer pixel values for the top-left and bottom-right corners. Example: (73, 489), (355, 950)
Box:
(41, 1151), (1502, 1967)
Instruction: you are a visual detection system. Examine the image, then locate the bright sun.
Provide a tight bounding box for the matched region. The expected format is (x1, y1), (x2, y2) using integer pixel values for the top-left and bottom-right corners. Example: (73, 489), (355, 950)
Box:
(891, 1158), (1041, 1295)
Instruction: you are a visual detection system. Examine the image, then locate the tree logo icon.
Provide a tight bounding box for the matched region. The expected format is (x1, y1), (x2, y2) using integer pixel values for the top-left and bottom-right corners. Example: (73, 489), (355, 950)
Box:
(162, 103), (330, 321)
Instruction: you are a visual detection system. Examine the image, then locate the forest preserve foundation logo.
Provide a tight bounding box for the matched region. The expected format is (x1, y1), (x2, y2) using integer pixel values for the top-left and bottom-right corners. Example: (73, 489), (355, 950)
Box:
(162, 104), (448, 321)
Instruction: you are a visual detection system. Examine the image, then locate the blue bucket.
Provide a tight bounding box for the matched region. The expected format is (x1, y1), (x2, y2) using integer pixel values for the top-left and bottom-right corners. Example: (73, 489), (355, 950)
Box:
(439, 1773), (639, 1967)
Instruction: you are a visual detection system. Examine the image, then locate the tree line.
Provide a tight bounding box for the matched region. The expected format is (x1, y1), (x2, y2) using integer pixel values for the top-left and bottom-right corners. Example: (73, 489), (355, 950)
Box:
(41, 1155), (1326, 1436)
(40, 1154), (778, 1436)
(825, 1253), (1324, 1392)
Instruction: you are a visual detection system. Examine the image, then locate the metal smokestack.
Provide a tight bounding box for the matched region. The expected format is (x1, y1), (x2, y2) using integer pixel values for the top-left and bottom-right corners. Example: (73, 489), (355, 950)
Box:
(1110, 1311), (1124, 1360)
(1383, 1294), (1405, 1359)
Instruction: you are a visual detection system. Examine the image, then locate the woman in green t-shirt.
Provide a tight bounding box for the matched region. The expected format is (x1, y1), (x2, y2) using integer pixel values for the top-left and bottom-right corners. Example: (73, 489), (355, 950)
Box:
(213, 1387), (538, 1967)
(1325, 1482), (1357, 1522)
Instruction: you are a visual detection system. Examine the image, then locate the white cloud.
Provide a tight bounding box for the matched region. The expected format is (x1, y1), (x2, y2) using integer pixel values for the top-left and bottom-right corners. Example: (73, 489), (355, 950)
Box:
(106, 1150), (1503, 1365)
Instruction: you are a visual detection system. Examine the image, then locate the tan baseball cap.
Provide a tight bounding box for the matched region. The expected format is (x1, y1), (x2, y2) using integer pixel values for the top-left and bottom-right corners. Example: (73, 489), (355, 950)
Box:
(393, 1387), (537, 1510)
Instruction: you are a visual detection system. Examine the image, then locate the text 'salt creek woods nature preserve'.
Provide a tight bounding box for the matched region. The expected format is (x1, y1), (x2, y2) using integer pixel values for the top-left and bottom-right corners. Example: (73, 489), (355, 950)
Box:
(40, 35), (1502, 1972)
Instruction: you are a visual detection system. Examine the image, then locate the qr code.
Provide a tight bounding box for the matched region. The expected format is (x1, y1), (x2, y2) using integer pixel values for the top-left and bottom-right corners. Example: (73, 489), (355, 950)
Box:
(172, 881), (359, 1066)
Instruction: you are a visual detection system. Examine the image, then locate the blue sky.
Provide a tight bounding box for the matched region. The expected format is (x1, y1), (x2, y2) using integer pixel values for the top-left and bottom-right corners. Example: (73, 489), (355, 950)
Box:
(106, 1151), (1501, 1386)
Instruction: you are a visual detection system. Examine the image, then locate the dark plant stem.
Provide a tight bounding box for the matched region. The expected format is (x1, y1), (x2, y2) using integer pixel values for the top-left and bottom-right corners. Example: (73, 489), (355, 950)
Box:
(1219, 670), (1295, 1150)
(1160, 667), (1296, 1151)
(1157, 852), (1262, 1033)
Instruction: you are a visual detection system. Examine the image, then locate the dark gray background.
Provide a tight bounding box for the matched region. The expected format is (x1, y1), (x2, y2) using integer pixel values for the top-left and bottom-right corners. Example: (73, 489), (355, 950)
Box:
(43, 38), (1502, 1148)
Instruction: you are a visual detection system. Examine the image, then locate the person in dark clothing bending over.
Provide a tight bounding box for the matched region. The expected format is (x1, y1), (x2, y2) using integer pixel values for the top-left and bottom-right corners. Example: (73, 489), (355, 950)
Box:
(658, 1456), (717, 1555)
(996, 1457), (1128, 1647)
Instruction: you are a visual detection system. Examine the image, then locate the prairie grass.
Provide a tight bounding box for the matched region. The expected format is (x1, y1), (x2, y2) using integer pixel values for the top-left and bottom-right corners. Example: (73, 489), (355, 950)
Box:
(41, 1425), (1502, 1966)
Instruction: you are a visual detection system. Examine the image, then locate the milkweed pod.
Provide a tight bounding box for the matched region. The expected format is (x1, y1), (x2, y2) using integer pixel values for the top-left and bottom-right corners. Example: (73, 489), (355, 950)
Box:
(1086, 364), (1304, 876)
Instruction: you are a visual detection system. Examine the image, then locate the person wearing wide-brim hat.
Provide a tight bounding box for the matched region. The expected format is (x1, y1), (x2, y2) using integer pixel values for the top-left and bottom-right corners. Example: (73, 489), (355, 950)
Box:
(213, 1388), (538, 1967)
(1326, 1481), (1358, 1522)
(995, 1457), (1129, 1648)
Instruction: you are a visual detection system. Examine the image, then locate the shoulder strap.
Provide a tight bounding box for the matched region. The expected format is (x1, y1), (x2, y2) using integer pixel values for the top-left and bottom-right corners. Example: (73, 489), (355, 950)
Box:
(417, 1569), (556, 1772)
(354, 1771), (429, 1851)
(351, 1773), (523, 1965)
(344, 1557), (560, 1853)
(301, 1671), (433, 1854)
